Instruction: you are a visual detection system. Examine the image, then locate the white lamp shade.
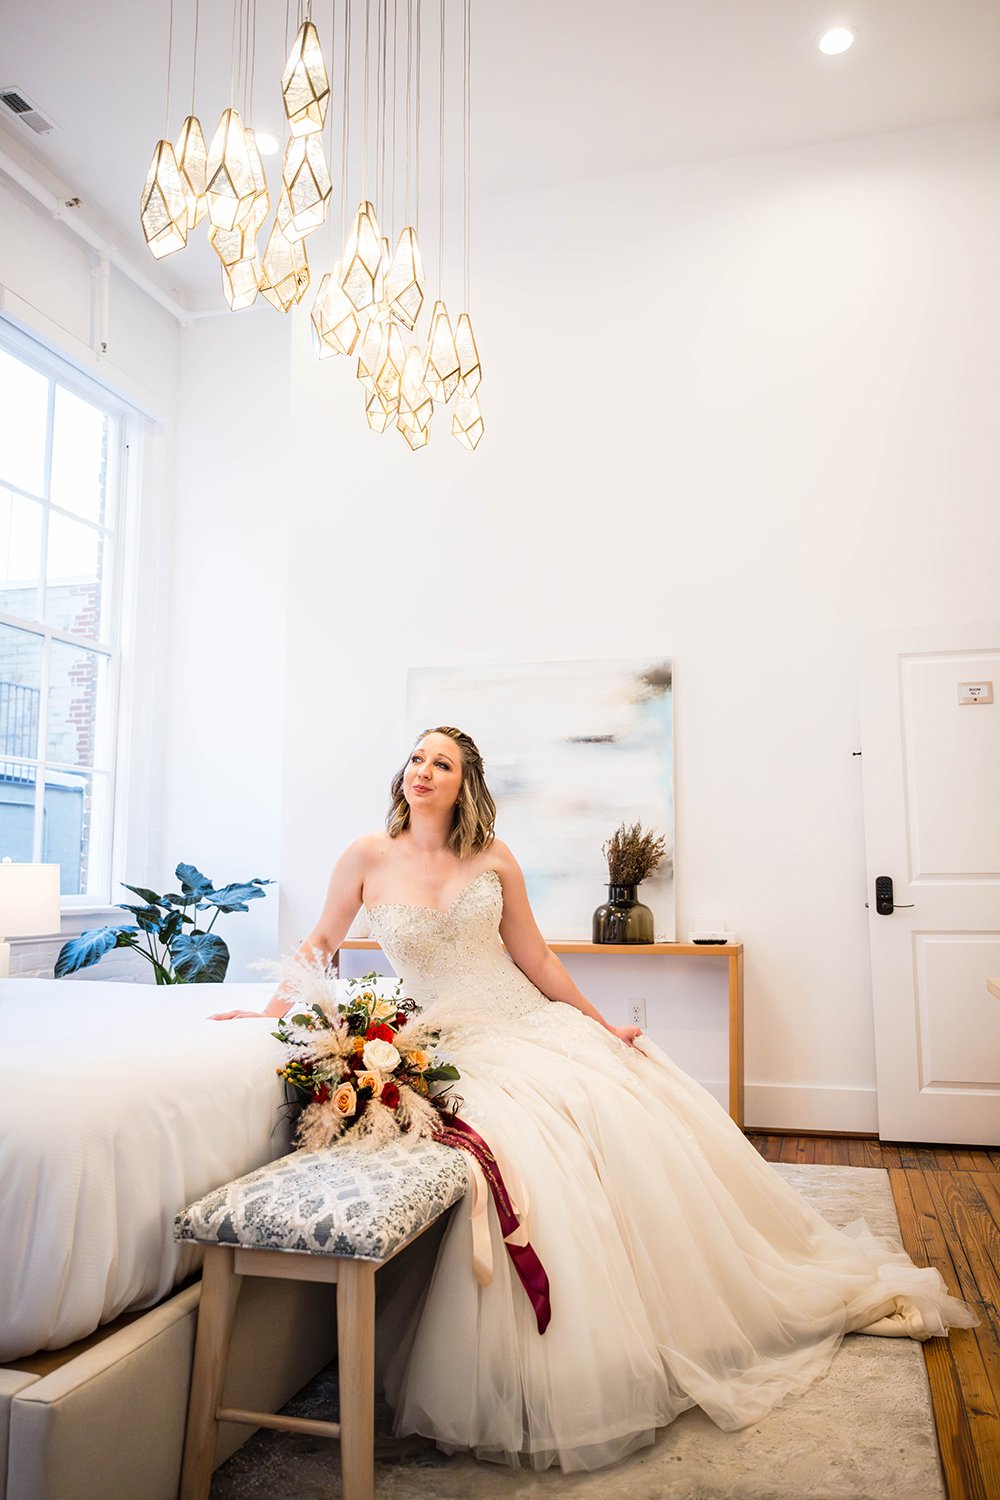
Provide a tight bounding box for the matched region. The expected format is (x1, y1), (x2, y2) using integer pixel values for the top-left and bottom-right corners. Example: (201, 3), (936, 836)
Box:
(0, 863), (61, 937)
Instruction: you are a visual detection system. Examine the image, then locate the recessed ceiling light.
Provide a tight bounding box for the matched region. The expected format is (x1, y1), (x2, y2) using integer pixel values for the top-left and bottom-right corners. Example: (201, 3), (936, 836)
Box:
(816, 26), (858, 55)
(254, 131), (281, 155)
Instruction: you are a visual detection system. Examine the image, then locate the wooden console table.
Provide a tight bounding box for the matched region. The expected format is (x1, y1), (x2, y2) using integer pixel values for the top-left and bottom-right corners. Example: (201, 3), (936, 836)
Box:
(339, 938), (745, 1130)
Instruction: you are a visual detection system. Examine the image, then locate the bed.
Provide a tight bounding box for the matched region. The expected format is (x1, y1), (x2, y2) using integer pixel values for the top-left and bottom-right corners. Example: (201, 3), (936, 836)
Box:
(0, 978), (339, 1500)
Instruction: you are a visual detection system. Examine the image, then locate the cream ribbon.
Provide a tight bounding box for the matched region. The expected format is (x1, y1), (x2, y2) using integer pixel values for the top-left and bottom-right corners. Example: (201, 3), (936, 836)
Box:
(466, 1145), (532, 1288)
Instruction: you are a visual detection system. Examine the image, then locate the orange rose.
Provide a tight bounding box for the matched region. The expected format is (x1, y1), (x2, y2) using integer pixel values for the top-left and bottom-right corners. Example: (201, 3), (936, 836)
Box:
(332, 1083), (357, 1117)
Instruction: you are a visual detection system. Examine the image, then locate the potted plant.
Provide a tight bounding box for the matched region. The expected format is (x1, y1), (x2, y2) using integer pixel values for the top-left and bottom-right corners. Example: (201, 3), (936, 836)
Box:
(55, 863), (272, 984)
(592, 823), (666, 944)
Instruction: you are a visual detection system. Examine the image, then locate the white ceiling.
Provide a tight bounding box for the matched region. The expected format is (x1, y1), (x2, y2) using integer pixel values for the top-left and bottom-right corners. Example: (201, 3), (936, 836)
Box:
(3, 0), (1000, 311)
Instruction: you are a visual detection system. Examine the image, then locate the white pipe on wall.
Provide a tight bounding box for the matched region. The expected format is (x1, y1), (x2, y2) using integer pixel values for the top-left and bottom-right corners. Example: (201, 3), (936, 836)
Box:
(0, 145), (226, 326)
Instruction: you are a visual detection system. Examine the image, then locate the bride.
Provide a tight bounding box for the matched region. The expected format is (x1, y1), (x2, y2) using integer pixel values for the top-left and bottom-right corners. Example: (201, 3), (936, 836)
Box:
(214, 724), (976, 1473)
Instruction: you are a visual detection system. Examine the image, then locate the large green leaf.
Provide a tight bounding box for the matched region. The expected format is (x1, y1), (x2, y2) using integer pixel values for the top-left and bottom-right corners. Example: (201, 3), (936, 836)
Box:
(169, 931), (230, 983)
(120, 882), (163, 906)
(55, 925), (139, 977)
(117, 903), (167, 935)
(175, 863), (214, 900)
(201, 879), (273, 913)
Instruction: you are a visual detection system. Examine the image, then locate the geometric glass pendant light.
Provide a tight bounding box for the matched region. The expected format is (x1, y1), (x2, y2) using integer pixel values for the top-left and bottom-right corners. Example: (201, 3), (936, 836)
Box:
(139, 141), (189, 259)
(385, 226), (426, 331)
(281, 20), (331, 137)
(209, 221), (261, 310)
(206, 108), (257, 231)
(355, 315), (383, 394)
(281, 135), (332, 241)
(452, 387), (484, 450)
(422, 300), (461, 403)
(311, 262), (362, 357)
(173, 117), (209, 230)
(245, 127), (272, 234)
(398, 344), (434, 433)
(454, 312), (481, 395)
(339, 200), (385, 315)
(260, 220), (310, 312)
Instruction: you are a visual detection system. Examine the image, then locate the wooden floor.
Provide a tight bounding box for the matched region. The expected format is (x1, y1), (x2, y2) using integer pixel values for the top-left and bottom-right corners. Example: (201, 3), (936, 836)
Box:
(746, 1133), (1000, 1500)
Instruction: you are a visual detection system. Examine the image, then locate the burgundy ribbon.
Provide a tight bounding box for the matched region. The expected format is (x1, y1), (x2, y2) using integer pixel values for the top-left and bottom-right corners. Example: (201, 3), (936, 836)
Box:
(436, 1114), (552, 1335)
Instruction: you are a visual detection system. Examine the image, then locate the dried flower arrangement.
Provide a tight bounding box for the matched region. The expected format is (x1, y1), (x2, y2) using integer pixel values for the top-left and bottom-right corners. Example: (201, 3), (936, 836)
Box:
(602, 822), (667, 887)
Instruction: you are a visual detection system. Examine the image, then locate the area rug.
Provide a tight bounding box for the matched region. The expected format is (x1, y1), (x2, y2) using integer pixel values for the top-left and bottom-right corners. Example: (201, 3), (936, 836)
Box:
(210, 1164), (943, 1500)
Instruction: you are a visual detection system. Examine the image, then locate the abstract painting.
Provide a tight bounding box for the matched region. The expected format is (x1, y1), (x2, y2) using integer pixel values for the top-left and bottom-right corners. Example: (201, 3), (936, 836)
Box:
(407, 657), (674, 940)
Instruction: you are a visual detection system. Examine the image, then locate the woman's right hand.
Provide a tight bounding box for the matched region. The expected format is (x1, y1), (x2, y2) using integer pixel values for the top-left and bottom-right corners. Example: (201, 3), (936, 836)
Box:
(209, 1008), (272, 1021)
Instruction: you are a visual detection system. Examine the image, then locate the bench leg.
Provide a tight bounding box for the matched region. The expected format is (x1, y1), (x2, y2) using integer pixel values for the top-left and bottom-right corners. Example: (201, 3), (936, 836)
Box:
(180, 1246), (243, 1500)
(337, 1259), (376, 1500)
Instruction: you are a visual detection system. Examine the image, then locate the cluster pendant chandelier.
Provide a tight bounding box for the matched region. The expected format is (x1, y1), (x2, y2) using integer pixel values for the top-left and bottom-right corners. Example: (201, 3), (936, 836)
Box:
(140, 0), (483, 450)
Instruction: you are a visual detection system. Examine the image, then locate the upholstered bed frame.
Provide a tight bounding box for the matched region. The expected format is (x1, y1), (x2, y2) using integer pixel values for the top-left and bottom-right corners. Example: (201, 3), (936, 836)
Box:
(0, 1274), (337, 1500)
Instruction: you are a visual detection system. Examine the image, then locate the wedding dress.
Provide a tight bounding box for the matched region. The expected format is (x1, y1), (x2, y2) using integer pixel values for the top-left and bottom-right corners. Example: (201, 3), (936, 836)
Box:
(365, 868), (975, 1473)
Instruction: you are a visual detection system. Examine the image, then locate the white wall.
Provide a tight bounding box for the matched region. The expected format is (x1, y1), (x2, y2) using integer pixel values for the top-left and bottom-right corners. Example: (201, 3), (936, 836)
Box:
(281, 119), (1000, 1131)
(160, 310), (291, 977)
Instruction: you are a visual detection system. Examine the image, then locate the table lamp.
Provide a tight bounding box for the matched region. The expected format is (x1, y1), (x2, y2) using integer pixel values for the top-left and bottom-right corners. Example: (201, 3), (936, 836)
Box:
(0, 860), (61, 978)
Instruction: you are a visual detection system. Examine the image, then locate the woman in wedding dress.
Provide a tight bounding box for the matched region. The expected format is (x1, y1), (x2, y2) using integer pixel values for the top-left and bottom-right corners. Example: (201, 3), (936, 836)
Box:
(215, 724), (976, 1473)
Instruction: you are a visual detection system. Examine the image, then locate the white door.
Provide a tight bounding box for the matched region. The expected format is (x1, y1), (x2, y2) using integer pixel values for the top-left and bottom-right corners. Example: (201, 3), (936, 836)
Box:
(859, 625), (1000, 1146)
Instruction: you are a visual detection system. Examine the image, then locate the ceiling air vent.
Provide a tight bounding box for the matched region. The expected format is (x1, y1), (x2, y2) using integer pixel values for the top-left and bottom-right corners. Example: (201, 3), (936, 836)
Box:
(0, 86), (56, 134)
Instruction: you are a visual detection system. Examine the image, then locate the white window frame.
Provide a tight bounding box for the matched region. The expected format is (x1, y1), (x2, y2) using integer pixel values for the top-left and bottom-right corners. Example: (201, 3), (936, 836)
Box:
(0, 319), (139, 911)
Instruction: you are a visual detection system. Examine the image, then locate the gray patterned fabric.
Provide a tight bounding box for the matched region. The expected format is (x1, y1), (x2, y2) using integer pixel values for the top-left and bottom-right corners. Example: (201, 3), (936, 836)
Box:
(174, 1141), (469, 1261)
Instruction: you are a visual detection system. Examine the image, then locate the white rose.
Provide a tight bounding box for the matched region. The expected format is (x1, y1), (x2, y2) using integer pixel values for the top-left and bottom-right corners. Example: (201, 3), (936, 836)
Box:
(363, 1038), (401, 1073)
(372, 998), (399, 1021)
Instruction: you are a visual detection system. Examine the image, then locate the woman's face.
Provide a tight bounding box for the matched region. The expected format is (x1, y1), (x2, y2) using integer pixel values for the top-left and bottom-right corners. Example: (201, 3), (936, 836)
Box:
(403, 733), (463, 817)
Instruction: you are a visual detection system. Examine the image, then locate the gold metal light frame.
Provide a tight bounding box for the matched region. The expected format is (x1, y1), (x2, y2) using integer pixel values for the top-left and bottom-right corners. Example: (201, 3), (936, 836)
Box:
(385, 227), (426, 331)
(398, 344), (434, 432)
(311, 261), (362, 357)
(340, 200), (385, 315)
(174, 116), (208, 230)
(260, 220), (310, 312)
(139, 141), (189, 259)
(455, 312), (481, 395)
(452, 389), (484, 450)
(281, 135), (332, 241)
(205, 108), (257, 231)
(423, 300), (461, 404)
(281, 20), (331, 137)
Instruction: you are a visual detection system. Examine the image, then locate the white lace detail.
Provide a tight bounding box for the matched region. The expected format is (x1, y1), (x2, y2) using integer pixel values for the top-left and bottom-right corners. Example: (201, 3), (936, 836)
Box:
(365, 869), (547, 1037)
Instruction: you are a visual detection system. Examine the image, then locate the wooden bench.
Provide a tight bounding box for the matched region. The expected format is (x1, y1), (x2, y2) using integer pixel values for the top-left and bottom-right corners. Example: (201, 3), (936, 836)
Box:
(174, 1141), (469, 1500)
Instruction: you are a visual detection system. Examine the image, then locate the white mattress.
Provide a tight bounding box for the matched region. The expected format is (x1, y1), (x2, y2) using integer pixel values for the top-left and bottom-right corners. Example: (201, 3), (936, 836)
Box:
(0, 978), (289, 1361)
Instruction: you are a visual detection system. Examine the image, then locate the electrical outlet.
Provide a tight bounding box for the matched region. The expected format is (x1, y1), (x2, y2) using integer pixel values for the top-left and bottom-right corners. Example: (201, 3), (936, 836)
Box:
(629, 998), (646, 1028)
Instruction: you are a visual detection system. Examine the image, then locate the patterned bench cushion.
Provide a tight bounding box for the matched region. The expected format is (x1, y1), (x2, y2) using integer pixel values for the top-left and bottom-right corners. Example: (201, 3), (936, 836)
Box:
(174, 1142), (469, 1262)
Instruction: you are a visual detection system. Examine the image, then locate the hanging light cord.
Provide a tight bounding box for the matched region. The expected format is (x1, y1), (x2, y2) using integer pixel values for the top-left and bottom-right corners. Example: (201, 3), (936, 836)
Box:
(463, 0), (470, 312)
(404, 0), (412, 225)
(363, 0), (371, 197)
(190, 0), (200, 116)
(438, 0), (444, 300)
(341, 0), (351, 241)
(165, 0), (175, 136)
(415, 0), (421, 232)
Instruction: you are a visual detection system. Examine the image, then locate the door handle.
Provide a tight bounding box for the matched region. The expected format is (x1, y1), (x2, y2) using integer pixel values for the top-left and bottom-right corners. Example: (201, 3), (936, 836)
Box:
(873, 876), (914, 915)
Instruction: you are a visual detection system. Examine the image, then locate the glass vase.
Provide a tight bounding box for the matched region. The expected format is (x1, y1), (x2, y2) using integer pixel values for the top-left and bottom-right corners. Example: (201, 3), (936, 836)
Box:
(592, 884), (654, 944)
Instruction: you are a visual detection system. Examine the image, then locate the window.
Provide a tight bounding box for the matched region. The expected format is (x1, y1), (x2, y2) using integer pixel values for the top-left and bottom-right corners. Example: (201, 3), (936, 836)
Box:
(0, 326), (131, 902)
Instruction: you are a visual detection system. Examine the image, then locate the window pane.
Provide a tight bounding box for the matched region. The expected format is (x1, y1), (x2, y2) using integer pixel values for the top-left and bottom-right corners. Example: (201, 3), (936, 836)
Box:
(0, 623), (43, 859)
(0, 488), (43, 621)
(44, 511), (110, 639)
(0, 346), (48, 498)
(44, 768), (110, 897)
(47, 641), (112, 770)
(51, 386), (114, 525)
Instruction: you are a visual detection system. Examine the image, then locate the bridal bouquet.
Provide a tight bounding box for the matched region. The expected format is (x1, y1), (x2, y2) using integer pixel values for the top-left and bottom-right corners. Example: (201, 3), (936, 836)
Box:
(273, 968), (461, 1151)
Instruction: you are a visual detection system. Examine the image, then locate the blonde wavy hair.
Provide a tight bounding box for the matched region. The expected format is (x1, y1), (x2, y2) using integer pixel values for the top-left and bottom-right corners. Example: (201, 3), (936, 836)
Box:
(386, 726), (496, 859)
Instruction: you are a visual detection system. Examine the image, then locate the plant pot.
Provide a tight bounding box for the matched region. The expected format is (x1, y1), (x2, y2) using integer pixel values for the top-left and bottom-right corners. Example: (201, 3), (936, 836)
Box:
(592, 884), (654, 944)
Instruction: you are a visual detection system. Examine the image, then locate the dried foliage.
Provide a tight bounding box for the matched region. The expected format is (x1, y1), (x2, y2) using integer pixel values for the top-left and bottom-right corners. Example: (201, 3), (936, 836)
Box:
(602, 822), (667, 885)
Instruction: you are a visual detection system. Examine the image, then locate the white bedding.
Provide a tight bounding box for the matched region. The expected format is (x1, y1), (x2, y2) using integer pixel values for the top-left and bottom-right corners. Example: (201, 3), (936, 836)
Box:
(0, 978), (289, 1361)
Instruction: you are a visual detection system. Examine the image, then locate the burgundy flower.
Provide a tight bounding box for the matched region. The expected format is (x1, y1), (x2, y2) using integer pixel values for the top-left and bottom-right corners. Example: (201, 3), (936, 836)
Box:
(381, 1082), (400, 1109)
(395, 1010), (407, 1028)
(312, 1084), (331, 1104)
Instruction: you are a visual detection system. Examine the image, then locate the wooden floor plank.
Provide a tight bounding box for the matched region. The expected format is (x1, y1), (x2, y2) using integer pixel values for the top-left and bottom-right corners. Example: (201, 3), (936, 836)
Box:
(879, 1142), (902, 1169)
(923, 1173), (1000, 1496)
(891, 1169), (988, 1500)
(848, 1138), (868, 1167)
(863, 1137), (884, 1169)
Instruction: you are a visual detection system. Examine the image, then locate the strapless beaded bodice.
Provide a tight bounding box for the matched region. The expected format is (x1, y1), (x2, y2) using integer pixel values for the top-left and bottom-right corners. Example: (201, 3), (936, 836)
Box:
(363, 868), (546, 1029)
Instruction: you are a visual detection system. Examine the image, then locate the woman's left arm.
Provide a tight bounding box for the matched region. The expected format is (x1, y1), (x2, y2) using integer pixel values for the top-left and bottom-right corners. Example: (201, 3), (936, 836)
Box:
(495, 844), (641, 1047)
